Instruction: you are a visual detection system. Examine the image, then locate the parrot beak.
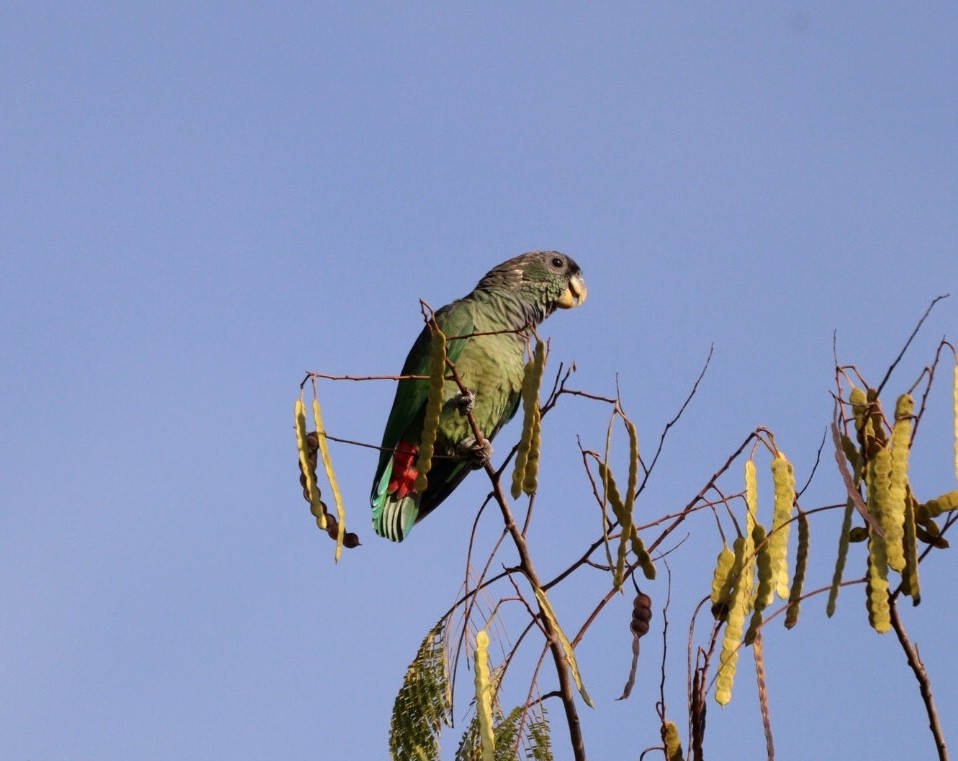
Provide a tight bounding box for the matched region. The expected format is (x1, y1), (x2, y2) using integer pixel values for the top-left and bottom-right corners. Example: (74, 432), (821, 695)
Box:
(557, 273), (588, 309)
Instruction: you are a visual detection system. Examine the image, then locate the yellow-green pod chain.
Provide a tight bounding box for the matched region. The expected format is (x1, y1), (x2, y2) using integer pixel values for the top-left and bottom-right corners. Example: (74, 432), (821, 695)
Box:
(597, 460), (630, 588)
(534, 587), (595, 708)
(624, 416), (639, 511)
(902, 485), (921, 604)
(716, 535), (748, 706)
(295, 398), (326, 531)
(769, 454), (795, 600)
(630, 528), (656, 580)
(742, 460), (758, 613)
(474, 628), (495, 761)
(522, 340), (546, 496)
(784, 508), (809, 630)
(865, 533), (891, 633)
(511, 340), (545, 498)
(510, 354), (535, 499)
(312, 396), (347, 560)
(710, 544), (736, 614)
(882, 394), (914, 573)
(745, 523), (773, 645)
(745, 459), (758, 545)
(661, 720), (684, 761)
(850, 386), (868, 433)
(918, 489), (958, 520)
(415, 325), (447, 494)
(826, 498), (855, 618)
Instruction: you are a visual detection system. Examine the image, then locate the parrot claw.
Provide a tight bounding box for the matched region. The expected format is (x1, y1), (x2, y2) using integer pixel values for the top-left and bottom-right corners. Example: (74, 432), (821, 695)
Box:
(454, 390), (476, 415)
(459, 436), (493, 469)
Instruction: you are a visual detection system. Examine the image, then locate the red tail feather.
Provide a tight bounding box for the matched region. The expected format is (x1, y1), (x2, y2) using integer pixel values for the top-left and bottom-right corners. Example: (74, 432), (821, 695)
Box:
(387, 443), (419, 500)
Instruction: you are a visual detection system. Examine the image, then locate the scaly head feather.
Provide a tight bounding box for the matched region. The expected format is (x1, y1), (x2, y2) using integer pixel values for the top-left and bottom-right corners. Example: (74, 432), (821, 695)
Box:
(471, 251), (587, 330)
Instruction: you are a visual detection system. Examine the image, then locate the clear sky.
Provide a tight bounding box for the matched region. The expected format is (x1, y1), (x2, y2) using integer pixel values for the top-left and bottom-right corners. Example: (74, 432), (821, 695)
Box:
(3, 3), (957, 760)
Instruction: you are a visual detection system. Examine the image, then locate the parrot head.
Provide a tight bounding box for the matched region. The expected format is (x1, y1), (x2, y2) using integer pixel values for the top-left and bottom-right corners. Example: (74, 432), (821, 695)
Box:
(476, 250), (587, 318)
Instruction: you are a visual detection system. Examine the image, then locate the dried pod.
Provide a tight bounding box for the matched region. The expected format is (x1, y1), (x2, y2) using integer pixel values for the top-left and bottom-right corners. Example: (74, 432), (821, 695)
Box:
(784, 508), (809, 630)
(745, 523), (773, 645)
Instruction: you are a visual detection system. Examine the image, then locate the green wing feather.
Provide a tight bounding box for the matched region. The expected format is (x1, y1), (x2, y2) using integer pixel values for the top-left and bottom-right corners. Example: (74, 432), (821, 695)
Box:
(371, 302), (475, 539)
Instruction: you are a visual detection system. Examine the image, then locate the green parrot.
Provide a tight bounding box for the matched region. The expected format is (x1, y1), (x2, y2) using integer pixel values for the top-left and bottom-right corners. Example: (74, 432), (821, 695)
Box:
(370, 251), (587, 541)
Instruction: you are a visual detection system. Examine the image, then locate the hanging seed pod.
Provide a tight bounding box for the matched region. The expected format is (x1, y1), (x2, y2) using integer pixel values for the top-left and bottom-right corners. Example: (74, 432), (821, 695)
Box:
(295, 398), (326, 530)
(901, 486), (921, 604)
(597, 460), (631, 588)
(662, 721), (684, 761)
(630, 528), (657, 580)
(769, 454), (795, 600)
(474, 629), (495, 761)
(716, 535), (749, 705)
(618, 592), (652, 700)
(745, 523), (773, 645)
(312, 396), (349, 561)
(879, 394), (914, 572)
(522, 340), (546, 496)
(826, 499), (855, 617)
(710, 544), (736, 619)
(534, 587), (594, 708)
(784, 509), (809, 630)
(631, 592), (653, 637)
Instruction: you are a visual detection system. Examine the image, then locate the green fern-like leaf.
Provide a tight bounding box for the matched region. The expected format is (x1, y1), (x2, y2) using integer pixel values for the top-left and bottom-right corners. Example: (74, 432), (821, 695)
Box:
(390, 620), (451, 761)
(525, 710), (553, 761)
(456, 703), (552, 761)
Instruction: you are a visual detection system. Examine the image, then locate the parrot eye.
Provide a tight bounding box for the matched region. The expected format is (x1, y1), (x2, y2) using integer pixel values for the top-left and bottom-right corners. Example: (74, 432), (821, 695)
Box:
(550, 255), (564, 269)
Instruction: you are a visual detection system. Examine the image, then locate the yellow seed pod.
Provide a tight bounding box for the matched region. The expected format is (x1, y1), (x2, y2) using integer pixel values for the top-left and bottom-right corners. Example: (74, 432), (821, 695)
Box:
(902, 487), (921, 604)
(840, 434), (862, 480)
(919, 489), (958, 520)
(769, 454), (795, 600)
(522, 404), (542, 495)
(597, 460), (631, 588)
(716, 536), (748, 705)
(745, 523), (773, 645)
(511, 341), (546, 498)
(881, 394), (914, 573)
(313, 397), (347, 560)
(415, 326), (447, 493)
(745, 459), (758, 539)
(869, 441), (904, 571)
(295, 398), (327, 531)
(597, 460), (628, 527)
(534, 587), (594, 708)
(661, 721), (684, 761)
(624, 416), (640, 509)
(865, 532), (891, 634)
(510, 361), (534, 498)
(630, 528), (657, 580)
(474, 629), (495, 761)
(865, 387), (887, 451)
(784, 509), (809, 630)
(710, 544), (736, 612)
(850, 386), (868, 431)
(522, 341), (546, 495)
(826, 500), (855, 617)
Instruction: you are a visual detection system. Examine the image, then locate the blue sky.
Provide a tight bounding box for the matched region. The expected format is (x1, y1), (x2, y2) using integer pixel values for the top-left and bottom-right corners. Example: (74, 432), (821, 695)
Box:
(2, 3), (957, 759)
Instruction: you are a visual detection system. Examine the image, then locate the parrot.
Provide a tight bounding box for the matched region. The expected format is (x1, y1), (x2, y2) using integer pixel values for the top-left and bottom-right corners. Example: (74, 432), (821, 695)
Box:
(370, 250), (587, 541)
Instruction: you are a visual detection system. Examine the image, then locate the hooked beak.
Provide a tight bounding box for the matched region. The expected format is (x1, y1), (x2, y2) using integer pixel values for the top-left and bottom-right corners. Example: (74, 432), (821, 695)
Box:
(557, 273), (588, 309)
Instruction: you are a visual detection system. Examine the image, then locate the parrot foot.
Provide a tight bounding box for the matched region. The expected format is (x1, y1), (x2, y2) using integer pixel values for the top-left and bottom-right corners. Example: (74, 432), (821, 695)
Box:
(458, 436), (492, 469)
(454, 390), (476, 415)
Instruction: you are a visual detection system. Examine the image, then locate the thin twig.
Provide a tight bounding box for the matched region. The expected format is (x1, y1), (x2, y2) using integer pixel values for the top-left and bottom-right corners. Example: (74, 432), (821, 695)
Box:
(888, 594), (950, 761)
(875, 294), (949, 396)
